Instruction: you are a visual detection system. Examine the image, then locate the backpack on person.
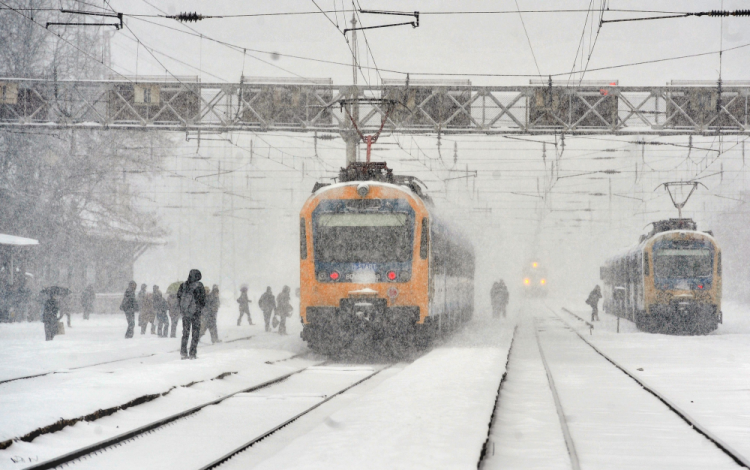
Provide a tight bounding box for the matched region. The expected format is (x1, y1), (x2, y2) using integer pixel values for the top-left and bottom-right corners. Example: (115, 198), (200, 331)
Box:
(180, 284), (198, 316)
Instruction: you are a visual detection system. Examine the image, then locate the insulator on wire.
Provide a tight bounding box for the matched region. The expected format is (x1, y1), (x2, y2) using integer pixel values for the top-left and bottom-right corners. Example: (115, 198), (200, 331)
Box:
(171, 12), (205, 22)
(700, 9), (750, 16)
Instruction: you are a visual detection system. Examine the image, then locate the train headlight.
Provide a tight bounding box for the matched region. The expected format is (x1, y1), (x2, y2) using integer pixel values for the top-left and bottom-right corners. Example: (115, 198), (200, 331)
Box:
(357, 183), (370, 198)
(540, 279), (546, 285)
(387, 271), (397, 281)
(329, 271), (340, 281)
(523, 278), (530, 285)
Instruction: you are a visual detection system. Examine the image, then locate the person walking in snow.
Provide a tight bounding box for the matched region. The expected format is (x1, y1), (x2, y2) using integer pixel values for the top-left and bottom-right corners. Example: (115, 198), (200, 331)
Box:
(490, 281), (509, 318)
(81, 284), (95, 320)
(177, 269), (206, 359)
(258, 286), (276, 332)
(139, 289), (155, 335)
(276, 286), (293, 336)
(200, 285), (221, 343)
(120, 281), (139, 339)
(167, 290), (180, 338)
(42, 292), (61, 341)
(153, 285), (169, 337)
(586, 285), (602, 322)
(236, 286), (253, 326)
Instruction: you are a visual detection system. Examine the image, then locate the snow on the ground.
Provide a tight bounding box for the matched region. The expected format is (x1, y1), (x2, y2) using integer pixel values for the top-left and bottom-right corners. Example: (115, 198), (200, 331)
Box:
(557, 299), (750, 464)
(0, 304), (308, 446)
(535, 311), (739, 470)
(482, 315), (570, 470)
(0, 356), (320, 470)
(64, 366), (378, 470)
(0, 304), (305, 383)
(238, 317), (514, 470)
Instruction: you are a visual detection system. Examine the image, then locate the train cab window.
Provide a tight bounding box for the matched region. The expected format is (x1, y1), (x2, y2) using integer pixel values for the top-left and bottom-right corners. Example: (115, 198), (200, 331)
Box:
(313, 211), (414, 263)
(300, 218), (307, 260)
(643, 252), (649, 275)
(420, 217), (429, 259)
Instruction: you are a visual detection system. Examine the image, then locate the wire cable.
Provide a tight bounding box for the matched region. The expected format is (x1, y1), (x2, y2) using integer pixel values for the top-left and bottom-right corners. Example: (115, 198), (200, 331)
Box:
(514, 0), (543, 77)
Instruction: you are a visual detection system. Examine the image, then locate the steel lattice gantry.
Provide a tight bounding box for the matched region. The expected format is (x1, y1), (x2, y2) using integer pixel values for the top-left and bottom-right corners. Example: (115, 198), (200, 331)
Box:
(0, 77), (748, 135)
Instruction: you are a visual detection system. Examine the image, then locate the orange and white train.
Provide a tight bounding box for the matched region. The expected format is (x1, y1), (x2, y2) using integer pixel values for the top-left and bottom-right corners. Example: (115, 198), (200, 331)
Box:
(299, 162), (474, 356)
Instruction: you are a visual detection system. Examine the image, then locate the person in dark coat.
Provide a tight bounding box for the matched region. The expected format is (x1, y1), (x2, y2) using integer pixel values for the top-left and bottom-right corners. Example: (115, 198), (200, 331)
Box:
(201, 285), (221, 343)
(153, 285), (169, 337)
(42, 293), (61, 341)
(493, 280), (509, 318)
(81, 285), (95, 320)
(258, 286), (276, 332)
(119, 281), (139, 339)
(586, 285), (602, 321)
(276, 286), (293, 335)
(177, 269), (206, 359)
(236, 286), (252, 326)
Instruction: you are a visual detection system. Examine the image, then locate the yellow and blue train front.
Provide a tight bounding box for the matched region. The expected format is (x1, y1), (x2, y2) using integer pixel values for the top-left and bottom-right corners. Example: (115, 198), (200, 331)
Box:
(647, 235), (721, 326)
(301, 196), (427, 346)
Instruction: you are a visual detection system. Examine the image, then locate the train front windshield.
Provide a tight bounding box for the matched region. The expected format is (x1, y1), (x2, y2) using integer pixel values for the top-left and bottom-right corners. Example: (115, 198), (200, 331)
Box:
(654, 248), (713, 278)
(314, 212), (413, 263)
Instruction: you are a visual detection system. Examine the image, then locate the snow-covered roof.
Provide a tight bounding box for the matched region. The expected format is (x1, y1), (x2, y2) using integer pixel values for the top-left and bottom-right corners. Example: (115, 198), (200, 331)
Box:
(313, 181), (418, 200)
(0, 234), (39, 246)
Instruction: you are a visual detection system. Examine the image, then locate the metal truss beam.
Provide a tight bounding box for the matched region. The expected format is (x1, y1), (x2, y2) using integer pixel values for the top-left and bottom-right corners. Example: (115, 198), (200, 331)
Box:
(0, 78), (748, 135)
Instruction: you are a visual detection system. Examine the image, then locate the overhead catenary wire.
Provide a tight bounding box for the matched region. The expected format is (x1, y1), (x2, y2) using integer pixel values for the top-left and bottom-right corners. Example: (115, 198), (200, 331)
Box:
(513, 0), (542, 77)
(577, 1), (607, 84)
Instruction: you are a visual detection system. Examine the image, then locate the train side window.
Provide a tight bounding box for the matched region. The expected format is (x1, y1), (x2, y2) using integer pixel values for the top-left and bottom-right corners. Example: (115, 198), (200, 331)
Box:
(717, 251), (722, 275)
(643, 252), (649, 275)
(420, 217), (429, 259)
(300, 218), (307, 260)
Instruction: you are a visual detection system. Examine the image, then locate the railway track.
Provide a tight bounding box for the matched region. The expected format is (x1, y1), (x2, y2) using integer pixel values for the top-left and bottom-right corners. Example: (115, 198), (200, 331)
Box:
(539, 307), (750, 469)
(477, 325), (518, 465)
(0, 335), (255, 386)
(23, 361), (391, 470)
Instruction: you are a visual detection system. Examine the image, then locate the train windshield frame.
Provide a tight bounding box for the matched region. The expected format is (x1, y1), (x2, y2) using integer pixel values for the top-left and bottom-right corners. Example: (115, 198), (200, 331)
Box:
(653, 247), (713, 279)
(312, 199), (415, 264)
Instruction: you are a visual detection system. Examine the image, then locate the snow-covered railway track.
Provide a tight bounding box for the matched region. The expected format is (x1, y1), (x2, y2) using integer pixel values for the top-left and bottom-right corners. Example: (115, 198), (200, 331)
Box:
(532, 318), (581, 470)
(477, 325), (518, 466)
(0, 336), (256, 386)
(538, 308), (750, 469)
(23, 363), (390, 470)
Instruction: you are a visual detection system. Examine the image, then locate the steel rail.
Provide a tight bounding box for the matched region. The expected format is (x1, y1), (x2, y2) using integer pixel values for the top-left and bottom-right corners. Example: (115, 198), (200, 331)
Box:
(23, 359), (327, 470)
(0, 335), (255, 386)
(561, 307), (594, 333)
(532, 318), (582, 470)
(547, 305), (750, 469)
(198, 363), (394, 470)
(477, 324), (518, 467)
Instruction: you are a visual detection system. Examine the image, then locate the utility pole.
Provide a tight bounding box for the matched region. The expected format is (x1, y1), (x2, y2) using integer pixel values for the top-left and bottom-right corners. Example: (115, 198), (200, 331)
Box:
(344, 13), (360, 166)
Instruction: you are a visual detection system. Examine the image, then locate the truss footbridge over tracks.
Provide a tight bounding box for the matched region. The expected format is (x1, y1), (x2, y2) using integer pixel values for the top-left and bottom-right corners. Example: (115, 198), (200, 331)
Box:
(0, 77), (748, 136)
